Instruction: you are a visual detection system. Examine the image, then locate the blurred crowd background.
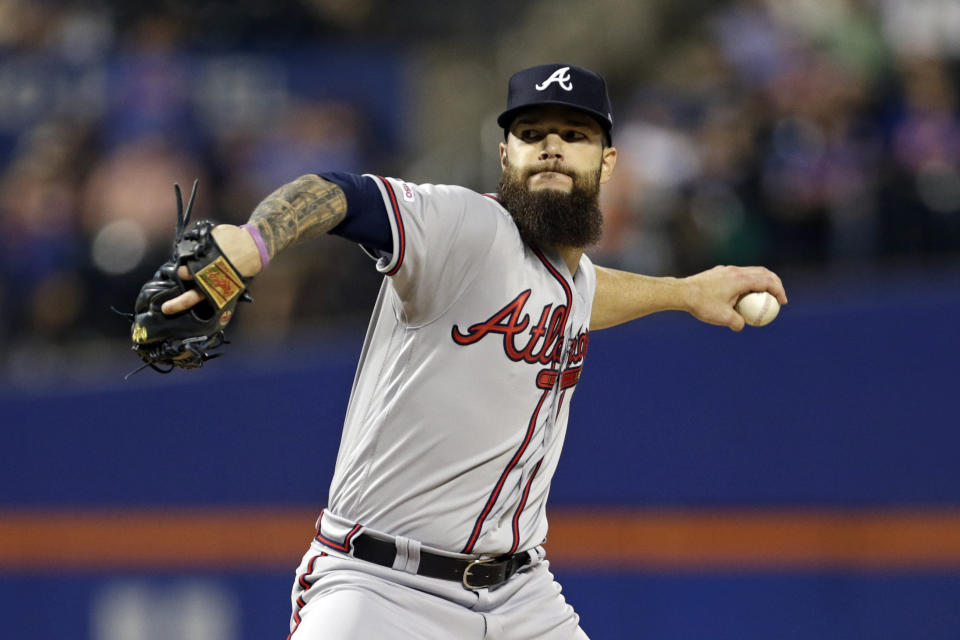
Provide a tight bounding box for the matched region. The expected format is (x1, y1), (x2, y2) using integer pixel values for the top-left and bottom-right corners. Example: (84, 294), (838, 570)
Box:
(2, 0), (960, 381)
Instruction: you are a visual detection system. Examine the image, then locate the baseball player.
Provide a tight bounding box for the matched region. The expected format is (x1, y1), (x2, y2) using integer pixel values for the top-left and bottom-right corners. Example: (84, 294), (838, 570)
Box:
(159, 63), (787, 639)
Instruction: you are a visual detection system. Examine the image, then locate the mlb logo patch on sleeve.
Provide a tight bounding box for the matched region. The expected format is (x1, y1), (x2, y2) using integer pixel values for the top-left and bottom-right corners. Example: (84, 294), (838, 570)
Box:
(399, 181), (415, 203)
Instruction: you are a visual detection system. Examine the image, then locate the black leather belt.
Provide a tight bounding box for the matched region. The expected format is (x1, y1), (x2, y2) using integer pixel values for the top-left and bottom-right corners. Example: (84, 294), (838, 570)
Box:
(345, 533), (531, 590)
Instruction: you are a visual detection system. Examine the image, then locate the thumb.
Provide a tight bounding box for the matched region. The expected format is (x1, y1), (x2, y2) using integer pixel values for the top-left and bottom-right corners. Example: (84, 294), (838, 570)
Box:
(725, 309), (746, 332)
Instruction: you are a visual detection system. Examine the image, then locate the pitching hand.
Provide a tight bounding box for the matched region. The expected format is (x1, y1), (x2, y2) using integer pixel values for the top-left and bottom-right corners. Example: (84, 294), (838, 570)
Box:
(682, 265), (787, 331)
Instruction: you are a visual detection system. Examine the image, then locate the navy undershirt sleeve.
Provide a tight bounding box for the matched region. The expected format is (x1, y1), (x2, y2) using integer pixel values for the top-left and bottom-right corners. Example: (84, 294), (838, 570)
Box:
(320, 171), (392, 253)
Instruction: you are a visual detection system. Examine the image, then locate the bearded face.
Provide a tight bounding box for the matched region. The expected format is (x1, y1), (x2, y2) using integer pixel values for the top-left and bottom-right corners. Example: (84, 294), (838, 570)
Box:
(497, 158), (604, 250)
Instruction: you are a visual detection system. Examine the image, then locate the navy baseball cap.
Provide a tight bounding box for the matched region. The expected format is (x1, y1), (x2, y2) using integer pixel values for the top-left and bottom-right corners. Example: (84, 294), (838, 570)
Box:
(498, 63), (614, 143)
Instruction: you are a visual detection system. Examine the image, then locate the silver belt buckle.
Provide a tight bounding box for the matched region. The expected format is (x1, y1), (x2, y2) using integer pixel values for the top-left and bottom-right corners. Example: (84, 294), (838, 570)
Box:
(462, 557), (495, 590)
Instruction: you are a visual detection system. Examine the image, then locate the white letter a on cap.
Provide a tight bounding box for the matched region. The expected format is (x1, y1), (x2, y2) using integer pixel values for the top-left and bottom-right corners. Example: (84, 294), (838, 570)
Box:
(535, 66), (573, 91)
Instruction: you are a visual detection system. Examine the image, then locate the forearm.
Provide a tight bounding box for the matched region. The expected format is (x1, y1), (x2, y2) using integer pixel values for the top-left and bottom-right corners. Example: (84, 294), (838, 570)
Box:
(592, 263), (788, 332)
(591, 265), (689, 330)
(247, 174), (347, 259)
(210, 174), (347, 278)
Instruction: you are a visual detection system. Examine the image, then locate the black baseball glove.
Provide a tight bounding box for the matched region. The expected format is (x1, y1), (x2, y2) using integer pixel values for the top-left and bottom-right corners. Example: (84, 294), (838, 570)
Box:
(129, 180), (252, 372)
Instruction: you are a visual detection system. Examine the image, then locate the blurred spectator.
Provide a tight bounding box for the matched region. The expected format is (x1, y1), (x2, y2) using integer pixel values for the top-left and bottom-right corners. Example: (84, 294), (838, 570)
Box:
(0, 121), (89, 347)
(877, 0), (960, 59)
(881, 55), (960, 255)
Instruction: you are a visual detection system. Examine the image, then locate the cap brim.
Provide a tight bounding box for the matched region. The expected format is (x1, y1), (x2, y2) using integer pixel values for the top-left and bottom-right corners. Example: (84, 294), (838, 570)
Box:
(497, 100), (612, 134)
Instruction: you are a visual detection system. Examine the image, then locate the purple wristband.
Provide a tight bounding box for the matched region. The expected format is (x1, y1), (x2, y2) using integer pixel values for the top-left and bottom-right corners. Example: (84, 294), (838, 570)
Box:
(241, 224), (270, 270)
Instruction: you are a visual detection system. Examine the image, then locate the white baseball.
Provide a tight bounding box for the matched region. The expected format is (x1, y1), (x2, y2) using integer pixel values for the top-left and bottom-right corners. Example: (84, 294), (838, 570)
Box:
(735, 291), (780, 327)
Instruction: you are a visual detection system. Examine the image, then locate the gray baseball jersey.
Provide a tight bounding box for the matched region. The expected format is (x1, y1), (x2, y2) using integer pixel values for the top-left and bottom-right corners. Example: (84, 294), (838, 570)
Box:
(325, 175), (595, 557)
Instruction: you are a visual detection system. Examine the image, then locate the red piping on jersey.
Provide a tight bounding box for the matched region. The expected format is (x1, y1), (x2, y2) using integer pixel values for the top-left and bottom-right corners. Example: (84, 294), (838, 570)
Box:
(376, 176), (405, 276)
(314, 509), (363, 552)
(461, 248), (573, 554)
(483, 193), (502, 203)
(462, 389), (550, 554)
(287, 552), (327, 640)
(531, 247), (572, 303)
(509, 458), (543, 554)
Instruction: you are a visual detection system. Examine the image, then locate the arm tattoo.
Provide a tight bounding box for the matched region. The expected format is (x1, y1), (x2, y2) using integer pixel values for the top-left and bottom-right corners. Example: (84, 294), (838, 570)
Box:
(247, 174), (347, 259)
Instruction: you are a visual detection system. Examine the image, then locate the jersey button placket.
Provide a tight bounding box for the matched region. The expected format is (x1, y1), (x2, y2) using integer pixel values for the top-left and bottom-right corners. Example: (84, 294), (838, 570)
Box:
(545, 331), (571, 427)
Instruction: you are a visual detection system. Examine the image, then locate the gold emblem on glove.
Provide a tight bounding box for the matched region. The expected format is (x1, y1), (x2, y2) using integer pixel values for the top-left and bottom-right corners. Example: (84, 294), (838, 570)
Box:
(131, 323), (148, 343)
(195, 256), (243, 308)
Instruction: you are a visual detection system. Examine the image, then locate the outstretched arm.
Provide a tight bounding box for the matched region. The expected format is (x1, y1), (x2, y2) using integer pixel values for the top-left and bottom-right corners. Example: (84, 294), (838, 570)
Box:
(591, 264), (788, 332)
(161, 174), (347, 315)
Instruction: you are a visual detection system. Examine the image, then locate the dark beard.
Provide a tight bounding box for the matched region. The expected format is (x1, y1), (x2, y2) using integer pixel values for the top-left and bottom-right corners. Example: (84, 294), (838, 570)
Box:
(497, 159), (603, 249)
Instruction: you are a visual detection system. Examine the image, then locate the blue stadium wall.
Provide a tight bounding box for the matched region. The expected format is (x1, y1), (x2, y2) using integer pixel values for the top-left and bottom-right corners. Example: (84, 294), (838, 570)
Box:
(2, 268), (959, 639)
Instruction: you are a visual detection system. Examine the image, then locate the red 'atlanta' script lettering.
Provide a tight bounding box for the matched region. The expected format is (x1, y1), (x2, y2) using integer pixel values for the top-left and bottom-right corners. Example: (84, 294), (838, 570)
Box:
(451, 289), (569, 364)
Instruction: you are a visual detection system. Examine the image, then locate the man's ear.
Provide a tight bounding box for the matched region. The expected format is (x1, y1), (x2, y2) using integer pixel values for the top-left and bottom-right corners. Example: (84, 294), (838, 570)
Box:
(499, 142), (508, 170)
(599, 146), (617, 184)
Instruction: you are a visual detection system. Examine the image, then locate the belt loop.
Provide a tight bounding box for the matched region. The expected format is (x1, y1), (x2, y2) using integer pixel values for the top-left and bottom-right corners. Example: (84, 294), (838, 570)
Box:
(391, 536), (422, 575)
(526, 546), (544, 566)
(391, 536), (409, 571)
(405, 537), (421, 575)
